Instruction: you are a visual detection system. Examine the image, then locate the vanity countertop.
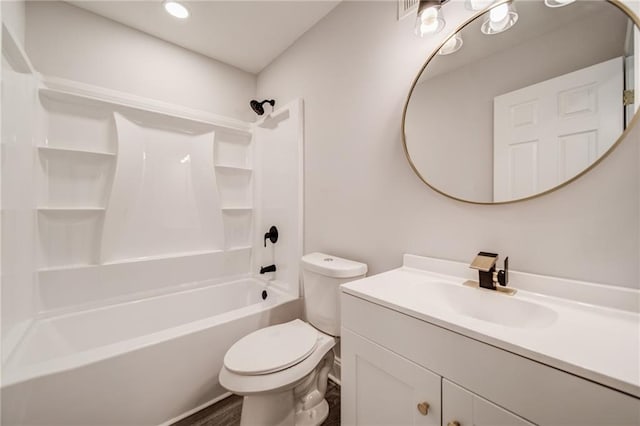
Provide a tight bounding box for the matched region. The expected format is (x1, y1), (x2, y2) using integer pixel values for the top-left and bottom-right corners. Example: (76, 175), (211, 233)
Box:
(340, 255), (640, 398)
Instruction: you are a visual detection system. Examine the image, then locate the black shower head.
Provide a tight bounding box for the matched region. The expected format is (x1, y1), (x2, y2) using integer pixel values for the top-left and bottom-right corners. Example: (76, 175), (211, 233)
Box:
(250, 99), (275, 116)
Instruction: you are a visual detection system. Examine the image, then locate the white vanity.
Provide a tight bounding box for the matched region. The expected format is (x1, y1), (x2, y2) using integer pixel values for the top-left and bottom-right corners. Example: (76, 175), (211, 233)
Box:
(340, 255), (640, 426)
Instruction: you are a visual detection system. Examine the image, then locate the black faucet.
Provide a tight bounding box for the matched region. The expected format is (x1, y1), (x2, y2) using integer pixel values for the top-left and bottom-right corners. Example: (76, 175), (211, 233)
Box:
(469, 252), (508, 290)
(260, 264), (276, 274)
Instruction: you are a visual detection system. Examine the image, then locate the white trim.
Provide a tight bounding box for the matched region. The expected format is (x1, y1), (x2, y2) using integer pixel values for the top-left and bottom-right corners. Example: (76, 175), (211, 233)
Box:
(1, 24), (35, 74)
(157, 391), (233, 426)
(39, 75), (252, 134)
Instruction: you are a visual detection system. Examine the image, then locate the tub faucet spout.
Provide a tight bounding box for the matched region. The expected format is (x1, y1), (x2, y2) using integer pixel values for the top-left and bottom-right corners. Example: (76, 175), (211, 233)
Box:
(260, 264), (276, 274)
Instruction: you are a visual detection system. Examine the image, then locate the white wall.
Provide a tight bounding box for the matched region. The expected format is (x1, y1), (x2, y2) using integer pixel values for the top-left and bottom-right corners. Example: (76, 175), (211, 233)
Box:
(257, 0), (640, 289)
(406, 8), (627, 202)
(25, 1), (256, 122)
(1, 1), (25, 47)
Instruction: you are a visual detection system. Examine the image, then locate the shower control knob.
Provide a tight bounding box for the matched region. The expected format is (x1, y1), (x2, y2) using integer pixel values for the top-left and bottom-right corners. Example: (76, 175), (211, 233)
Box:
(264, 226), (279, 247)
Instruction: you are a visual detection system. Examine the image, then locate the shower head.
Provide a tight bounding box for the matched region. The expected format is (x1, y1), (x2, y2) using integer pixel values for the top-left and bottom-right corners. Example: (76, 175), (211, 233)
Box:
(250, 99), (275, 116)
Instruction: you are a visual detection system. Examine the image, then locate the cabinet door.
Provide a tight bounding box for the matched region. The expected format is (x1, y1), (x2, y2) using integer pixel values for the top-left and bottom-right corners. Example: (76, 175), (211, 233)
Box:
(342, 328), (441, 426)
(443, 379), (535, 426)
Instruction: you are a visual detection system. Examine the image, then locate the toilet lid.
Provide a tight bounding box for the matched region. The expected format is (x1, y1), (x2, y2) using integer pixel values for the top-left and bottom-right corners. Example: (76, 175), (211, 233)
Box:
(224, 319), (319, 375)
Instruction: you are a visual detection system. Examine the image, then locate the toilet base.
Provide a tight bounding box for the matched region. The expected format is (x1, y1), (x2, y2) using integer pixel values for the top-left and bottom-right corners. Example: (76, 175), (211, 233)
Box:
(240, 394), (329, 426)
(237, 349), (334, 426)
(295, 398), (329, 426)
(240, 391), (295, 426)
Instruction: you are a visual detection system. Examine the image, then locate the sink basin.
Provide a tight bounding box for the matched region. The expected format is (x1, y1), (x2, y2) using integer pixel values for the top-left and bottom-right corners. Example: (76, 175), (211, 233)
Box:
(428, 281), (558, 328)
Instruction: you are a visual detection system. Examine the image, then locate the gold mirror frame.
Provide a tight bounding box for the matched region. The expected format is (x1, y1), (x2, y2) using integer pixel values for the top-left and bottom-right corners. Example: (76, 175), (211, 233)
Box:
(402, 0), (640, 205)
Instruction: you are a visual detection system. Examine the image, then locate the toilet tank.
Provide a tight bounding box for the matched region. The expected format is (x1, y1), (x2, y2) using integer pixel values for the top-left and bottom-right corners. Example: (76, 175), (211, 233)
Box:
(301, 253), (367, 336)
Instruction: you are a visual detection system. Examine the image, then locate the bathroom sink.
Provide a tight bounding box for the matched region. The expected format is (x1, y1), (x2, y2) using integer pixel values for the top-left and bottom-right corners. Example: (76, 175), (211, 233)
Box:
(428, 280), (558, 328)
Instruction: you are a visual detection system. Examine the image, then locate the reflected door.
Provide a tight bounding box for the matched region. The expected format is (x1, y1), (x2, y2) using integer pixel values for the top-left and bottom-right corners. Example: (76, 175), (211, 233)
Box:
(493, 57), (623, 202)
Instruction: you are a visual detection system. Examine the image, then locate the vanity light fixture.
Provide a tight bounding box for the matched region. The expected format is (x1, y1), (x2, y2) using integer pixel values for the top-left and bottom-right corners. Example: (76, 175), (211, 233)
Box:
(415, 0), (450, 37)
(480, 2), (518, 35)
(544, 0), (576, 7)
(438, 32), (463, 55)
(163, 0), (189, 19)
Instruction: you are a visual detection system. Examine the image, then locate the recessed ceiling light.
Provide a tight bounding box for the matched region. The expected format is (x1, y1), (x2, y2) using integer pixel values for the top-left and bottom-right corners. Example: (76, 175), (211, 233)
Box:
(438, 33), (463, 55)
(480, 2), (518, 35)
(163, 1), (189, 19)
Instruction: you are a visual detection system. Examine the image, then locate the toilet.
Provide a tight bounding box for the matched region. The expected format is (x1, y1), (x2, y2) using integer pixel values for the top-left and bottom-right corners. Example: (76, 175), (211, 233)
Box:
(219, 252), (367, 426)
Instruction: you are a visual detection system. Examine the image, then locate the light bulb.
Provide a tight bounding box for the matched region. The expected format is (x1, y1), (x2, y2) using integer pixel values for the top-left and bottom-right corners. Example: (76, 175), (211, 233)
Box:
(164, 1), (189, 19)
(490, 4), (509, 23)
(415, 6), (445, 36)
(481, 2), (518, 35)
(544, 0), (575, 7)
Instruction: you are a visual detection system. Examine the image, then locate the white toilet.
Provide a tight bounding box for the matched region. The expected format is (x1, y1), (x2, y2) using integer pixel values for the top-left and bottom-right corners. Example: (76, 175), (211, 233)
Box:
(219, 252), (367, 426)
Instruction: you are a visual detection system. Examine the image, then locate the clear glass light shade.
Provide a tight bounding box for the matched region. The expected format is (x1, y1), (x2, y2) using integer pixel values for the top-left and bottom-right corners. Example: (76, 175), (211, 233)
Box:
(465, 0), (494, 11)
(415, 6), (446, 37)
(544, 0), (575, 7)
(480, 2), (518, 35)
(163, 1), (189, 19)
(438, 33), (463, 55)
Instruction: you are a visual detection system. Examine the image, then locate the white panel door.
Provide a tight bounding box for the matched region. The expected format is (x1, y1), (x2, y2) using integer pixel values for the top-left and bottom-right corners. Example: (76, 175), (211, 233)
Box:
(342, 328), (441, 426)
(443, 379), (534, 426)
(494, 57), (624, 202)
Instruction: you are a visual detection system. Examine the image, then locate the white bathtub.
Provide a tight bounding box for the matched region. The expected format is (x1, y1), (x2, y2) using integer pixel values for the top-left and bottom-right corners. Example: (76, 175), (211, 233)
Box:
(1, 277), (300, 425)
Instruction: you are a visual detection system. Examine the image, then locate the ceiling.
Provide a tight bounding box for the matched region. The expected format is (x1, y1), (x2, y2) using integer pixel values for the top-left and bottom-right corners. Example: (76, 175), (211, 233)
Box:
(68, 0), (341, 74)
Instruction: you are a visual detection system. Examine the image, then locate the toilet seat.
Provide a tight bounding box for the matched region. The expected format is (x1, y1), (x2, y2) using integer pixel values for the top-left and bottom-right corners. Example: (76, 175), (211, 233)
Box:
(224, 320), (319, 375)
(219, 326), (335, 396)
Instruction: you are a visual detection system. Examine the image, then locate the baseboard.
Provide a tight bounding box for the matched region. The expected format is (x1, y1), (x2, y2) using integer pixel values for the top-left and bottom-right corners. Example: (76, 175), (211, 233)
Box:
(158, 392), (232, 426)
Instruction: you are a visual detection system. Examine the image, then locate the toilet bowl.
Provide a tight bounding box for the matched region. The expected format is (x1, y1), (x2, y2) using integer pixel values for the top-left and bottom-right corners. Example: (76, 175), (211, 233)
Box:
(219, 253), (367, 426)
(219, 319), (335, 426)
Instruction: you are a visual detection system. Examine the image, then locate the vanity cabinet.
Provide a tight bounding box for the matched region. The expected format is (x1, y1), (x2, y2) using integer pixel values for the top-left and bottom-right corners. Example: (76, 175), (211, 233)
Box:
(342, 328), (531, 426)
(442, 380), (533, 426)
(342, 328), (441, 425)
(341, 292), (640, 426)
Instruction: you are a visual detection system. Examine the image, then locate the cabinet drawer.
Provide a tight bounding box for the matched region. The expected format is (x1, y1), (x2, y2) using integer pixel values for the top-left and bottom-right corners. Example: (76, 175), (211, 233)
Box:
(342, 293), (640, 426)
(342, 328), (441, 426)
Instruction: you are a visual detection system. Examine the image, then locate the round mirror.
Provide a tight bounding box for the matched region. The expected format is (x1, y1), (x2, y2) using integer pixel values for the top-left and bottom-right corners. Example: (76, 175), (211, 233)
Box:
(403, 0), (639, 204)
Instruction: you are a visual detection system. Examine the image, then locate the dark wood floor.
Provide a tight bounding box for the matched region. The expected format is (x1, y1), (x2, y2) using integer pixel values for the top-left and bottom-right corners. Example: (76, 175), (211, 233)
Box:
(173, 381), (340, 426)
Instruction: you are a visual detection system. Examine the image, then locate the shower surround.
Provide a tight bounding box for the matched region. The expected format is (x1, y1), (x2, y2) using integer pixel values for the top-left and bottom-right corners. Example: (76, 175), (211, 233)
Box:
(1, 27), (304, 425)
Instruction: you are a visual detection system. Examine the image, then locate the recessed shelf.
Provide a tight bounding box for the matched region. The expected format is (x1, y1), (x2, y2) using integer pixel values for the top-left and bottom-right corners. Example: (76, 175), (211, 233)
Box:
(37, 263), (100, 273)
(221, 206), (253, 211)
(39, 86), (251, 135)
(214, 164), (252, 172)
(38, 146), (116, 157)
(225, 245), (252, 251)
(36, 246), (252, 273)
(38, 207), (106, 212)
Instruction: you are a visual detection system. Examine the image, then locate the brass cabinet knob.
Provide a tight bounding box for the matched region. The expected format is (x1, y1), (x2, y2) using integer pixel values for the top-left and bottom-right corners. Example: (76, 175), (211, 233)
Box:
(417, 402), (430, 416)
(447, 421), (461, 426)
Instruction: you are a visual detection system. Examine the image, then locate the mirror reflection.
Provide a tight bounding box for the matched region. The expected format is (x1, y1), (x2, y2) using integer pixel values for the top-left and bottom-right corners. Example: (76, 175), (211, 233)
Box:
(404, 0), (638, 203)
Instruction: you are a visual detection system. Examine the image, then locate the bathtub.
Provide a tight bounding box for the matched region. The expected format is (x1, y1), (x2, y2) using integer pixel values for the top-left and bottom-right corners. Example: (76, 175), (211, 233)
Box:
(1, 277), (300, 425)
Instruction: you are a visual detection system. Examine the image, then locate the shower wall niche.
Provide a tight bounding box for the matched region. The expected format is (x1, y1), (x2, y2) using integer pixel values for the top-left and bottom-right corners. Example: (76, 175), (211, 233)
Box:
(35, 79), (255, 312)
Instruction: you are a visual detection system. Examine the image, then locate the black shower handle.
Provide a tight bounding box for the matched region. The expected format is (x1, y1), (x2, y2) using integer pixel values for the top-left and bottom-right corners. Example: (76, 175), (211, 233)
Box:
(264, 226), (278, 247)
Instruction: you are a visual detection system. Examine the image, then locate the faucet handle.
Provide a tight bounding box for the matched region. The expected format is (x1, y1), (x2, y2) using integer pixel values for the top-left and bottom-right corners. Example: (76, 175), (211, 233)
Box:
(497, 256), (509, 286)
(469, 252), (498, 272)
(264, 226), (279, 247)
